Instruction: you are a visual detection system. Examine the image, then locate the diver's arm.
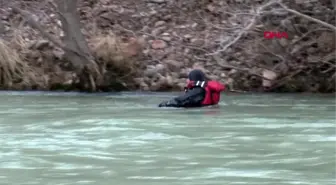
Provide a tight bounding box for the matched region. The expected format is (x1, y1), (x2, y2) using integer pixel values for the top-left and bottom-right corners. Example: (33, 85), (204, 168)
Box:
(158, 87), (205, 107)
(174, 87), (205, 106)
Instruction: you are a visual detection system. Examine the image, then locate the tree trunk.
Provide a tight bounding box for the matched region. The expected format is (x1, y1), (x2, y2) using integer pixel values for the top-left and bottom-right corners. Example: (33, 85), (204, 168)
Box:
(55, 0), (98, 91)
(12, 0), (100, 91)
(55, 0), (91, 68)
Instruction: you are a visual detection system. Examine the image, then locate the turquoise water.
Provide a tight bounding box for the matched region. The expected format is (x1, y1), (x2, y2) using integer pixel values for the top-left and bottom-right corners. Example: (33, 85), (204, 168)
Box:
(0, 92), (335, 185)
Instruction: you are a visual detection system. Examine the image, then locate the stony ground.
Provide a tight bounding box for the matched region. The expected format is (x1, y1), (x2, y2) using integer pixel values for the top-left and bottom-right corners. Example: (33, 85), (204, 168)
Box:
(0, 0), (335, 92)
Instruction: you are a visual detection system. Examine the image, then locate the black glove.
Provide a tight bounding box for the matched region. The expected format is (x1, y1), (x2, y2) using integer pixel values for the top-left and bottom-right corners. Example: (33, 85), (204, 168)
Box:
(158, 99), (179, 107)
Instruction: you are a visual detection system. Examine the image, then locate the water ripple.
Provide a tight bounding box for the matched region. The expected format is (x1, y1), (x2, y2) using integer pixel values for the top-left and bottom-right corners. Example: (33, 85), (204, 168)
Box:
(0, 93), (334, 185)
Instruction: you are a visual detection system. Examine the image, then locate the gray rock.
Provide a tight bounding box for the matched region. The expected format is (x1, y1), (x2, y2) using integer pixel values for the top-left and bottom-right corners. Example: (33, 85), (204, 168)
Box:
(179, 69), (188, 78)
(307, 47), (316, 54)
(262, 69), (277, 87)
(52, 49), (64, 60)
(147, 0), (166, 3)
(151, 27), (165, 36)
(144, 66), (157, 77)
(177, 82), (185, 90)
(278, 38), (288, 47)
(161, 36), (172, 41)
(166, 75), (174, 86)
(179, 78), (187, 84)
(162, 15), (172, 21)
(173, 77), (179, 84)
(144, 77), (151, 84)
(184, 34), (192, 39)
(205, 61), (213, 67)
(209, 75), (219, 81)
(142, 86), (149, 91)
(154, 21), (166, 27)
(206, 4), (216, 12)
(213, 69), (221, 75)
(186, 68), (194, 74)
(155, 64), (165, 74)
(191, 39), (205, 46)
(134, 77), (143, 84)
(157, 75), (167, 85)
(170, 72), (179, 79)
(165, 60), (182, 71)
(151, 40), (167, 49)
(150, 82), (160, 91)
(140, 81), (147, 88)
(229, 69), (238, 75)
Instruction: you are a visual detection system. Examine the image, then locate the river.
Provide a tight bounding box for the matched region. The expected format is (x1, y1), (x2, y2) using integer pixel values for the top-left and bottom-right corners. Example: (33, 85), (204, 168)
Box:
(0, 91), (335, 185)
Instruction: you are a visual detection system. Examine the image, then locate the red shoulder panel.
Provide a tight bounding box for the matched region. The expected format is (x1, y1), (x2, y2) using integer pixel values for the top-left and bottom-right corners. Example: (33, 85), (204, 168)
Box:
(207, 81), (225, 92)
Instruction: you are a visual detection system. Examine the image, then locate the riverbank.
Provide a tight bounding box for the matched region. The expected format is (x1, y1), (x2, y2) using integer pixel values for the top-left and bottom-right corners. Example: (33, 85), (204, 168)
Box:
(0, 0), (335, 93)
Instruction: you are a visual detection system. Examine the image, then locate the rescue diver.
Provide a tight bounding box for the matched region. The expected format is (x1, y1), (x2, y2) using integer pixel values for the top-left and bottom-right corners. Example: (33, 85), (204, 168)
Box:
(158, 69), (225, 108)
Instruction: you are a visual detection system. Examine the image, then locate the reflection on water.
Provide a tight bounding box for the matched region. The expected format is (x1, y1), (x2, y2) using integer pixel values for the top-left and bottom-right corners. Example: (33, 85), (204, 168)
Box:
(0, 92), (335, 185)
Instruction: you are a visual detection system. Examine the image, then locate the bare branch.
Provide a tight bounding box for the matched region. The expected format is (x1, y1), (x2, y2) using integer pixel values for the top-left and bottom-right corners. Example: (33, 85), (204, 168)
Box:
(291, 28), (332, 45)
(205, 0), (278, 56)
(277, 2), (336, 32)
(331, 0), (336, 10)
(258, 42), (286, 62)
(11, 7), (65, 49)
(211, 55), (273, 81)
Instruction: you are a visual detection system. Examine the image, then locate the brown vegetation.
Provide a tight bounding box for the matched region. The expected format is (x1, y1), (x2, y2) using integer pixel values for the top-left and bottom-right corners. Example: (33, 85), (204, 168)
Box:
(0, 38), (27, 88)
(0, 0), (335, 93)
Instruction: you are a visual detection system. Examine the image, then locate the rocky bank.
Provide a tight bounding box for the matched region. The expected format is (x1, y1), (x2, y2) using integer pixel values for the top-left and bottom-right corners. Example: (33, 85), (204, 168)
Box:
(0, 0), (335, 92)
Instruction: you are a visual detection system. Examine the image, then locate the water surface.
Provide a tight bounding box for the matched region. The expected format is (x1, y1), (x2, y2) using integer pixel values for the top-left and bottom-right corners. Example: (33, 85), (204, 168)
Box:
(0, 92), (335, 185)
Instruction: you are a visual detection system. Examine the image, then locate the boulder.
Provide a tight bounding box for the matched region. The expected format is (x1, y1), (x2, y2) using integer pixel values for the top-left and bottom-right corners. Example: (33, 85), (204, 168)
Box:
(155, 64), (165, 74)
(151, 40), (167, 49)
(154, 21), (166, 27)
(149, 82), (161, 91)
(262, 69), (277, 88)
(177, 82), (185, 90)
(165, 75), (174, 86)
(134, 77), (143, 84)
(161, 36), (172, 41)
(144, 66), (157, 77)
(144, 64), (165, 77)
(165, 60), (182, 71)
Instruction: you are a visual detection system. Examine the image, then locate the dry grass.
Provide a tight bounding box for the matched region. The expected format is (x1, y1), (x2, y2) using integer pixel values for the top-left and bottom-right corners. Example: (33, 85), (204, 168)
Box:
(10, 29), (49, 88)
(89, 32), (143, 73)
(0, 38), (28, 87)
(90, 32), (127, 68)
(9, 28), (30, 51)
(0, 32), (42, 89)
